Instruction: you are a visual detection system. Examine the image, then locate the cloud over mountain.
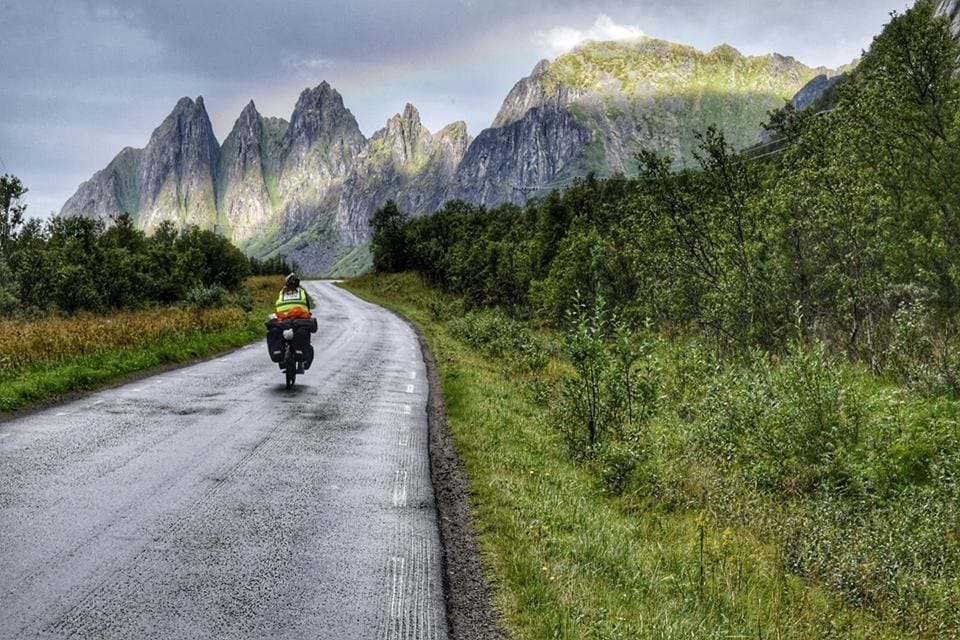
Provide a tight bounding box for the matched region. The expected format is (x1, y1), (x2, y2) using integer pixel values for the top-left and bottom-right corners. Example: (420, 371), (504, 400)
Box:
(536, 15), (645, 57)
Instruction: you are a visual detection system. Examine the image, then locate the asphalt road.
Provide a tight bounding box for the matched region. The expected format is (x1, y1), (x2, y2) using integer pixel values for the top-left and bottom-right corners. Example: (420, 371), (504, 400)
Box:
(0, 282), (448, 640)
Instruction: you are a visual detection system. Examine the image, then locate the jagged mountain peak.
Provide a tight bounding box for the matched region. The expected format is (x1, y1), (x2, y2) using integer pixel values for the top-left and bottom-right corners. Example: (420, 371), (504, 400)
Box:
(531, 59), (551, 76)
(437, 120), (470, 141)
(133, 94), (220, 233)
(224, 101), (264, 151)
(63, 31), (827, 275)
(708, 43), (744, 58)
(151, 96), (216, 146)
(169, 95), (209, 115)
(218, 99), (275, 243)
(492, 58), (572, 129)
(286, 81), (364, 148)
(240, 99), (259, 117)
(385, 103), (424, 134)
(229, 101), (264, 137)
(292, 81), (342, 112)
(372, 104), (431, 167)
(59, 145), (143, 220)
(402, 103), (420, 121)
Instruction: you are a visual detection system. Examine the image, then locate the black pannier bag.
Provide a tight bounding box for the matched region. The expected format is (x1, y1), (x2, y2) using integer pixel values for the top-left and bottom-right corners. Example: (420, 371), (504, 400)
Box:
(265, 318), (285, 362)
(291, 318), (316, 368)
(265, 317), (318, 365)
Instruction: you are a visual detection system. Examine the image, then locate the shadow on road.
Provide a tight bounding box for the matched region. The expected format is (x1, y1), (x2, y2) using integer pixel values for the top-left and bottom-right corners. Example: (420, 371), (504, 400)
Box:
(265, 383), (315, 397)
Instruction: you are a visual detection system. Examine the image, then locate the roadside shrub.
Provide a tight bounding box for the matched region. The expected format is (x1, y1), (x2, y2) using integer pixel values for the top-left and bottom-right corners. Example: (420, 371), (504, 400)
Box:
(786, 483), (960, 632)
(556, 295), (660, 465)
(448, 308), (546, 370)
(591, 440), (639, 496)
(185, 284), (228, 309)
(888, 300), (960, 398)
(416, 291), (464, 322)
(700, 341), (863, 495)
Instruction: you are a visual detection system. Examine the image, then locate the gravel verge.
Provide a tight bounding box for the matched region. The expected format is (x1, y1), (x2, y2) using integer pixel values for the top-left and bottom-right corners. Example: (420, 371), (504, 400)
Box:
(412, 324), (507, 640)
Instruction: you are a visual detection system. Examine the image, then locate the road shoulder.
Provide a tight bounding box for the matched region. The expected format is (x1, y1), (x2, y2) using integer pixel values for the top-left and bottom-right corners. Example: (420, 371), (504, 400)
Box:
(413, 322), (506, 640)
(342, 283), (505, 640)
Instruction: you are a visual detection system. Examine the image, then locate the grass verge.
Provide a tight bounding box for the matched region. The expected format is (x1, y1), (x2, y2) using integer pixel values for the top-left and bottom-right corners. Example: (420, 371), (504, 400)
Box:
(0, 276), (281, 413)
(345, 272), (930, 640)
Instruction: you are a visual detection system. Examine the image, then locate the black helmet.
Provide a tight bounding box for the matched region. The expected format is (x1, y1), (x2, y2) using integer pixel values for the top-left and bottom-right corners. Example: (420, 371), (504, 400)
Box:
(285, 272), (300, 288)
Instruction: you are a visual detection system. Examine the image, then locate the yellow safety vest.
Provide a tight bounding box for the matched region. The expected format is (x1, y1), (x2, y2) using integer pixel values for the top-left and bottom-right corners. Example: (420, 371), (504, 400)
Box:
(275, 287), (310, 316)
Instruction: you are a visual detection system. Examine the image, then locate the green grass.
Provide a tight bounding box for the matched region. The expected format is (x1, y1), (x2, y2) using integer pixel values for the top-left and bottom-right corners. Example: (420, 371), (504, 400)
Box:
(344, 272), (910, 639)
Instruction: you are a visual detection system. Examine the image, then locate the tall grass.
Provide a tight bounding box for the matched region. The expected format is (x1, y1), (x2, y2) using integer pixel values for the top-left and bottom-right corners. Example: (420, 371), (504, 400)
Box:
(347, 272), (958, 639)
(0, 276), (281, 411)
(0, 307), (246, 373)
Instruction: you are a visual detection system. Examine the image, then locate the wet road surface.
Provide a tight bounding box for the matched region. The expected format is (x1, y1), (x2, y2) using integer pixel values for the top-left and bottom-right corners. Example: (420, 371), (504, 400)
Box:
(0, 282), (447, 640)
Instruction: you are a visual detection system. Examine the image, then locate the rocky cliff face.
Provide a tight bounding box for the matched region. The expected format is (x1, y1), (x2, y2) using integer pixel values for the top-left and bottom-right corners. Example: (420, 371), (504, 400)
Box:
(251, 83), (368, 269)
(491, 59), (581, 128)
(550, 40), (824, 167)
(335, 105), (471, 245)
(136, 96), (220, 233)
(277, 83), (366, 224)
(450, 38), (825, 209)
(62, 35), (824, 274)
(216, 101), (281, 242)
(452, 105), (592, 206)
(60, 146), (142, 221)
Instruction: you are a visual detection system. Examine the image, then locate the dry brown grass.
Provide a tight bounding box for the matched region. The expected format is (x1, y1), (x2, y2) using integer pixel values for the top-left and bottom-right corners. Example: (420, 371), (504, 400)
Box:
(245, 275), (284, 308)
(0, 307), (245, 375)
(0, 276), (282, 376)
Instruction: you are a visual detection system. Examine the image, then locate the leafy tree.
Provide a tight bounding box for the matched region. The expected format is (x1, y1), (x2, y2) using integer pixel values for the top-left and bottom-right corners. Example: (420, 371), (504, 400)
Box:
(370, 200), (413, 273)
(0, 174), (26, 256)
(0, 182), (254, 315)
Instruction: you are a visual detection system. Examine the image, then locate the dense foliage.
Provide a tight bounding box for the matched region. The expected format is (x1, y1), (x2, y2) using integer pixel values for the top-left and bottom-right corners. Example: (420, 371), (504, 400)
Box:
(0, 181), (256, 315)
(248, 254), (298, 277)
(370, 4), (960, 634)
(373, 3), (960, 366)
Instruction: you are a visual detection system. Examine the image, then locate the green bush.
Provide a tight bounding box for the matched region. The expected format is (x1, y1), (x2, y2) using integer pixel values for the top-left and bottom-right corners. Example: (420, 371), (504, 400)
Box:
(698, 341), (862, 495)
(555, 296), (660, 481)
(0, 193), (252, 317)
(185, 284), (228, 309)
(0, 287), (18, 315)
(448, 308), (545, 370)
(888, 300), (960, 398)
(591, 440), (639, 496)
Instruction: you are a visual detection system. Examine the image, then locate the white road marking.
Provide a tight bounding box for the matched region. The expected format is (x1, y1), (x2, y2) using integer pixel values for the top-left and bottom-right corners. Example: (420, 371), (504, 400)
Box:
(0, 433), (10, 439)
(92, 400), (104, 405)
(405, 384), (415, 394)
(403, 404), (412, 415)
(399, 426), (410, 447)
(55, 412), (70, 417)
(389, 556), (406, 636)
(392, 470), (408, 508)
(408, 372), (416, 380)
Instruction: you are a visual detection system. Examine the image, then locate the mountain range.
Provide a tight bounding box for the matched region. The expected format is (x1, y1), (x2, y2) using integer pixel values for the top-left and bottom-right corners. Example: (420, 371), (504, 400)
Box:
(61, 37), (834, 274)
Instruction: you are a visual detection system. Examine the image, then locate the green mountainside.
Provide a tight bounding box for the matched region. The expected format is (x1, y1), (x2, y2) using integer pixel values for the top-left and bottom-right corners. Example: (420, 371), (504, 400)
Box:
(546, 38), (829, 170)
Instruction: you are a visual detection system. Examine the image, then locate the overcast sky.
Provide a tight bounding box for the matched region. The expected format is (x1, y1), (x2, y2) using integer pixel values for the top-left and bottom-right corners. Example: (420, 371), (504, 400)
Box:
(1, 0), (910, 218)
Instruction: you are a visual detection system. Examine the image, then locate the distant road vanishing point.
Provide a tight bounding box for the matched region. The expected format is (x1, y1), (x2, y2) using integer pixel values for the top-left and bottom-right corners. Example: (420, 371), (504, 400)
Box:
(0, 282), (447, 640)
